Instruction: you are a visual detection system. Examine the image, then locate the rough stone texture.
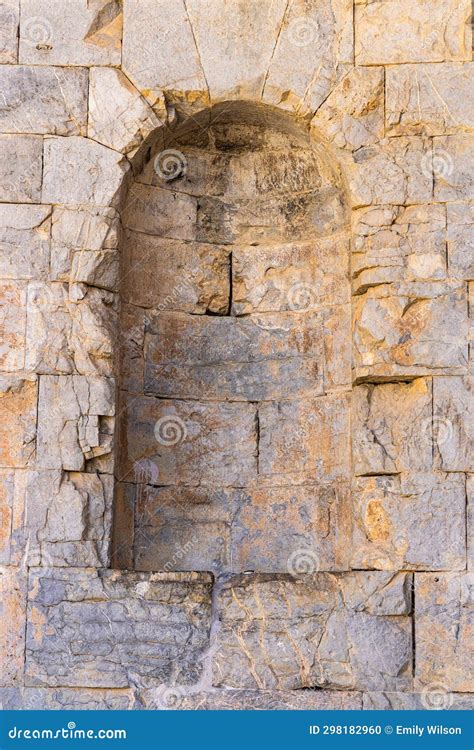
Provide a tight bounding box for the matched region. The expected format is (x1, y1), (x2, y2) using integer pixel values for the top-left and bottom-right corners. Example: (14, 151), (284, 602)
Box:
(433, 134), (474, 202)
(0, 376), (37, 468)
(468, 476), (474, 571)
(0, 1), (19, 63)
(415, 573), (474, 694)
(25, 569), (212, 689)
(433, 376), (474, 472)
(0, 280), (26, 370)
(0, 204), (51, 280)
(363, 692), (474, 711)
(140, 688), (363, 710)
(213, 573), (412, 691)
(0, 566), (27, 686)
(0, 134), (42, 202)
(0, 687), (136, 710)
(447, 203), (474, 280)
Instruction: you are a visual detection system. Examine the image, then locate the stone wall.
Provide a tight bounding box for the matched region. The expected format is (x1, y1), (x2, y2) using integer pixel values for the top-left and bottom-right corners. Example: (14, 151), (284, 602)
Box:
(0, 0), (473, 711)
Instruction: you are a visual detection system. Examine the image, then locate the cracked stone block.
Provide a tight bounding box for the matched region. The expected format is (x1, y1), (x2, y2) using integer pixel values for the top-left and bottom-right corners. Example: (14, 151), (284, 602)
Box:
(0, 687), (136, 710)
(0, 566), (27, 686)
(363, 691), (474, 711)
(122, 231), (230, 313)
(311, 67), (384, 150)
(353, 282), (468, 379)
(36, 375), (115, 472)
(433, 134), (474, 201)
(118, 304), (146, 395)
(25, 568), (212, 689)
(0, 280), (26, 370)
(213, 572), (412, 692)
(468, 476), (474, 570)
(42, 136), (128, 207)
(144, 311), (325, 402)
(123, 183), (197, 241)
(0, 135), (42, 203)
(0, 469), (14, 564)
(347, 137), (432, 208)
(0, 376), (36, 469)
(258, 394), (351, 485)
(0, 66), (88, 135)
(0, 204), (51, 281)
(119, 393), (257, 487)
(415, 573), (474, 693)
(0, 1), (19, 63)
(352, 473), (466, 571)
(67, 284), (117, 377)
(232, 237), (350, 314)
(447, 203), (474, 280)
(25, 281), (72, 374)
(88, 67), (162, 154)
(355, 0), (472, 64)
(386, 63), (474, 136)
(352, 205), (447, 293)
(353, 380), (432, 475)
(433, 376), (474, 472)
(140, 688), (362, 710)
(19, 0), (121, 66)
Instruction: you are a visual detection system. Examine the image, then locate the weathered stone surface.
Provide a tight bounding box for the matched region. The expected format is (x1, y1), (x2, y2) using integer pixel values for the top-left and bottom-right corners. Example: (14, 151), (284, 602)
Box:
(0, 280), (26, 370)
(355, 0), (472, 64)
(117, 304), (146, 395)
(363, 691), (474, 711)
(0, 66), (88, 135)
(232, 237), (350, 313)
(141, 687), (363, 710)
(25, 569), (212, 689)
(258, 394), (351, 485)
(144, 311), (325, 401)
(311, 67), (384, 150)
(415, 573), (474, 693)
(468, 476), (474, 570)
(347, 137), (432, 208)
(0, 376), (36, 468)
(25, 282), (72, 374)
(19, 0), (121, 66)
(352, 473), (466, 571)
(42, 136), (128, 207)
(0, 469), (14, 563)
(36, 375), (114, 471)
(433, 376), (474, 472)
(433, 134), (474, 201)
(123, 183), (197, 240)
(353, 282), (468, 378)
(122, 231), (230, 312)
(352, 205), (447, 293)
(386, 63), (474, 136)
(67, 284), (117, 377)
(0, 1), (19, 63)
(0, 204), (51, 280)
(447, 203), (474, 280)
(119, 394), (257, 487)
(88, 67), (162, 154)
(353, 380), (432, 475)
(0, 687), (135, 710)
(0, 566), (26, 686)
(213, 573), (412, 691)
(0, 135), (42, 202)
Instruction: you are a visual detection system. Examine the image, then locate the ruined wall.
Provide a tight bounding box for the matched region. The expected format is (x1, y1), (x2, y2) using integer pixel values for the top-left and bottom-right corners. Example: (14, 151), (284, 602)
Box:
(0, 0), (473, 711)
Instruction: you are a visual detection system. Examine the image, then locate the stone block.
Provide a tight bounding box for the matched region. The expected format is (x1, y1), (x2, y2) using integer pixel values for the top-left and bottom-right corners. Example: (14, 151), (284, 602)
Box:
(0, 135), (42, 203)
(447, 203), (474, 280)
(0, 66), (88, 135)
(433, 134), (474, 201)
(0, 376), (36, 468)
(67, 284), (117, 377)
(123, 183), (197, 241)
(353, 380), (432, 475)
(0, 566), (27, 686)
(0, 204), (51, 281)
(141, 688), (362, 710)
(0, 280), (26, 370)
(19, 0), (121, 66)
(363, 691), (474, 711)
(353, 282), (468, 379)
(0, 687), (135, 710)
(0, 469), (14, 564)
(25, 282), (72, 374)
(117, 304), (146, 395)
(433, 376), (474, 472)
(25, 569), (212, 689)
(468, 476), (474, 570)
(352, 473), (466, 571)
(0, 1), (19, 63)
(415, 573), (474, 693)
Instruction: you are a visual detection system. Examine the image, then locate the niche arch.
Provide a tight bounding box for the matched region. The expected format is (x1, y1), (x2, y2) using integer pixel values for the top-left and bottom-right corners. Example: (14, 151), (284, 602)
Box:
(112, 101), (352, 574)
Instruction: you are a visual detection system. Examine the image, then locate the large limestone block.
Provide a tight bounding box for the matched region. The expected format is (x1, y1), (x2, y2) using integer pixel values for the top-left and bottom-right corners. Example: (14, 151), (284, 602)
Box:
(25, 282), (72, 374)
(0, 1), (19, 63)
(0, 66), (88, 135)
(117, 304), (146, 395)
(142, 688), (362, 710)
(352, 473), (466, 571)
(352, 205), (447, 293)
(144, 311), (325, 401)
(386, 63), (474, 136)
(0, 469), (14, 563)
(353, 282), (468, 378)
(353, 380), (432, 475)
(0, 566), (27, 686)
(447, 203), (474, 280)
(355, 0), (472, 64)
(36, 375), (115, 472)
(0, 687), (135, 710)
(25, 569), (212, 689)
(433, 376), (474, 472)
(0, 376), (36, 469)
(0, 135), (42, 203)
(123, 183), (197, 240)
(42, 137), (128, 207)
(468, 476), (474, 570)
(258, 394), (351, 485)
(67, 284), (117, 377)
(119, 393), (257, 487)
(433, 134), (474, 201)
(0, 280), (26, 370)
(415, 573), (474, 693)
(19, 0), (121, 65)
(0, 204), (51, 280)
(213, 572), (412, 691)
(311, 67), (384, 150)
(88, 67), (162, 154)
(122, 231), (230, 313)
(122, 0), (208, 111)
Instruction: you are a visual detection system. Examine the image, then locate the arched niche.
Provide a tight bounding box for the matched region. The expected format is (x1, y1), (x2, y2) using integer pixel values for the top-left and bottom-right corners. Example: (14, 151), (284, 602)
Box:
(112, 101), (352, 574)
